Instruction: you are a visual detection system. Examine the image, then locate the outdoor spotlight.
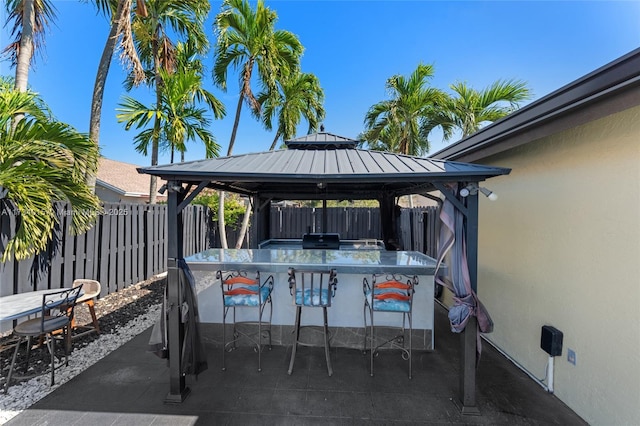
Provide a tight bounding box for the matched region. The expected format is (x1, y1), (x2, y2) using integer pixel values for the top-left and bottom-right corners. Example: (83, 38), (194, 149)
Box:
(459, 183), (476, 197)
(169, 184), (184, 193)
(158, 184), (168, 194)
(317, 182), (327, 190)
(459, 183), (498, 201)
(479, 187), (498, 201)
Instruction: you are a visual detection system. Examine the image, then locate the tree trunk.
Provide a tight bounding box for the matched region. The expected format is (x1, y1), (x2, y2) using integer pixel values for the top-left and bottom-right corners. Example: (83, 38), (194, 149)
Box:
(218, 191), (228, 248)
(14, 0), (35, 93)
(11, 0), (35, 128)
(269, 131), (280, 151)
(149, 41), (161, 204)
(226, 93), (244, 157)
(87, 0), (125, 192)
(218, 93), (245, 248)
(235, 199), (251, 249)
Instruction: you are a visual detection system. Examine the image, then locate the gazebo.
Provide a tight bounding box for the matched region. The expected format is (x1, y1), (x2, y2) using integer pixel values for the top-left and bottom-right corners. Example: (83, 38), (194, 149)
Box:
(139, 132), (510, 414)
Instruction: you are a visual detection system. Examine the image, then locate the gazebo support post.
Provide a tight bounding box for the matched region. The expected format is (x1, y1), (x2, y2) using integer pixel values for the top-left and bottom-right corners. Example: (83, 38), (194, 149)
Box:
(253, 196), (271, 248)
(460, 190), (480, 415)
(378, 193), (399, 250)
(165, 180), (190, 403)
(435, 181), (480, 415)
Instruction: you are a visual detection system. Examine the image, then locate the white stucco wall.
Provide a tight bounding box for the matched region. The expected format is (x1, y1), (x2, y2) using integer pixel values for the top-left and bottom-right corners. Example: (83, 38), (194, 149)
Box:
(95, 186), (149, 204)
(474, 106), (640, 425)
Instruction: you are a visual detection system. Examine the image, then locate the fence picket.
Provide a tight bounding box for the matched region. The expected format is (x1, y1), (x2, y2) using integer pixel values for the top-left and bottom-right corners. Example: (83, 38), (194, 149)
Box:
(2, 203), (439, 299)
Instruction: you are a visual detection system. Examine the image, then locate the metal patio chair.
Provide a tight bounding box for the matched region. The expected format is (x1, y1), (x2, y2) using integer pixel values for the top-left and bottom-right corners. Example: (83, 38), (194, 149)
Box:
(4, 285), (84, 393)
(363, 273), (418, 379)
(288, 268), (338, 376)
(217, 270), (274, 372)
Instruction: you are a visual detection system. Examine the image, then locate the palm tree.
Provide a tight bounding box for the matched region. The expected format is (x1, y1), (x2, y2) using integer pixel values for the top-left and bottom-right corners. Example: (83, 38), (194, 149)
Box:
(168, 41), (226, 162)
(363, 63), (445, 157)
(258, 71), (325, 151)
(425, 79), (532, 139)
(213, 0), (303, 248)
(2, 0), (57, 92)
(131, 0), (210, 203)
(86, 0), (146, 191)
(116, 67), (222, 166)
(0, 77), (100, 261)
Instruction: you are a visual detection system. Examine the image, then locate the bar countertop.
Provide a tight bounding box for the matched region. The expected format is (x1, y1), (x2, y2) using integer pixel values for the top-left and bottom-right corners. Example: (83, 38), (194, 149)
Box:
(185, 248), (439, 275)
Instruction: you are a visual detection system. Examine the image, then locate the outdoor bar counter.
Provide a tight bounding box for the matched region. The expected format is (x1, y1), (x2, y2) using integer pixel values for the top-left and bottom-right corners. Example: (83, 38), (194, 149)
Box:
(186, 246), (437, 350)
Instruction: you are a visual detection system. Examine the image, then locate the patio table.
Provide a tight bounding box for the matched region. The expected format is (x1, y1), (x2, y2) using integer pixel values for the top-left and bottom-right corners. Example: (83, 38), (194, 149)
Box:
(0, 288), (81, 322)
(0, 288), (83, 353)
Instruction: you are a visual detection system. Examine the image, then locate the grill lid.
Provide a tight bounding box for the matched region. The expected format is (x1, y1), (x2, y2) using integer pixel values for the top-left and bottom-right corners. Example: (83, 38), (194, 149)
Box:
(302, 233), (340, 249)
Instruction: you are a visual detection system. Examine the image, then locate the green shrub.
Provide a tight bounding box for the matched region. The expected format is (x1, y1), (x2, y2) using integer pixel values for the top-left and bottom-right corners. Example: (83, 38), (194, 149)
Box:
(192, 192), (246, 229)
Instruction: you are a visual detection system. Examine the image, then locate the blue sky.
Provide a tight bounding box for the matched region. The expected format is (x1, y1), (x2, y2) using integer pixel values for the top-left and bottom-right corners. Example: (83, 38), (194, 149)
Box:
(1, 0), (639, 167)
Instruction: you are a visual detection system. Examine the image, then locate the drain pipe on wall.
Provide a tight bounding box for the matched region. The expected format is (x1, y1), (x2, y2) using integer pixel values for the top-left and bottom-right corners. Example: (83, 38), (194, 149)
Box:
(435, 300), (561, 394)
(481, 336), (555, 393)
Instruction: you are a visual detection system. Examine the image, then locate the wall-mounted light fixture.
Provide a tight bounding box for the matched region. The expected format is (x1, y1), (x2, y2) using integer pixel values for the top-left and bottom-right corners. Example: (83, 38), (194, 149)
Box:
(460, 183), (498, 201)
(169, 183), (184, 193)
(317, 182), (327, 190)
(158, 183), (184, 194)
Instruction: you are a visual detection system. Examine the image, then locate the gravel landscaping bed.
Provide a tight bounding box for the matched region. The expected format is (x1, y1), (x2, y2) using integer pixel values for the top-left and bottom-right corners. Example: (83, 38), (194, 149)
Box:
(0, 274), (166, 424)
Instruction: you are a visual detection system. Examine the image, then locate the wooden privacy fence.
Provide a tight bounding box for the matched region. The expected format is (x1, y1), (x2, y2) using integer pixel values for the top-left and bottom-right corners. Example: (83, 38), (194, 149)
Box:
(0, 201), (211, 298)
(399, 206), (440, 257)
(1, 202), (440, 299)
(270, 206), (382, 239)
(270, 205), (440, 255)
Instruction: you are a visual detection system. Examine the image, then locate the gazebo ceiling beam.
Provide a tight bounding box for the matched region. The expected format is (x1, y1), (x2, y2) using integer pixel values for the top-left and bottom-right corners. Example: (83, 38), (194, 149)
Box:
(205, 182), (255, 197)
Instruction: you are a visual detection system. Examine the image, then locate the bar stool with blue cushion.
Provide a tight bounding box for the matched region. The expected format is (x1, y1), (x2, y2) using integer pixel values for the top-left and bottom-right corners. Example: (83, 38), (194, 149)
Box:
(217, 270), (274, 372)
(363, 274), (418, 379)
(4, 285), (83, 393)
(288, 268), (338, 376)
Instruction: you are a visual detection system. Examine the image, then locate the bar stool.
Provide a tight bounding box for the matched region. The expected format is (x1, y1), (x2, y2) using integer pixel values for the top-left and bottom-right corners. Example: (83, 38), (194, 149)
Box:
(217, 270), (274, 372)
(287, 268), (338, 376)
(71, 279), (101, 339)
(363, 273), (417, 378)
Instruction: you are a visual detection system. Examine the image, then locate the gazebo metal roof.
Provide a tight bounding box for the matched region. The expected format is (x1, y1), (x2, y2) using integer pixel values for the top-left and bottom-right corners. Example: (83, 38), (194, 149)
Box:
(138, 132), (510, 200)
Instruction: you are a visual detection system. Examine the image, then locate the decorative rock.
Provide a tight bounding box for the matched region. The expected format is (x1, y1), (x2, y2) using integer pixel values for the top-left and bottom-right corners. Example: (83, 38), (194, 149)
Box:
(0, 276), (165, 425)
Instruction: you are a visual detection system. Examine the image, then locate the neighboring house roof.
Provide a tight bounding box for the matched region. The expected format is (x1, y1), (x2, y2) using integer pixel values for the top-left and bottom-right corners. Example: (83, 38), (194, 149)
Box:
(97, 157), (165, 200)
(139, 133), (510, 200)
(431, 48), (640, 162)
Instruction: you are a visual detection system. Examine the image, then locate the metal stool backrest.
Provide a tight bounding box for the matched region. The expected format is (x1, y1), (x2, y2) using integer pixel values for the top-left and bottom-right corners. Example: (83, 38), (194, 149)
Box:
(369, 273), (417, 312)
(288, 268), (338, 307)
(217, 270), (267, 305)
(39, 286), (84, 333)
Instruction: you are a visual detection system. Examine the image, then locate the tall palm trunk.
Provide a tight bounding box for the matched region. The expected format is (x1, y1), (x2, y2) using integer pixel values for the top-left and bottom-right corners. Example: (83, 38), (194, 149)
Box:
(87, 0), (126, 192)
(87, 0), (145, 192)
(218, 93), (245, 248)
(14, 0), (35, 93)
(148, 41), (162, 204)
(269, 131), (280, 151)
(235, 197), (251, 248)
(11, 0), (36, 128)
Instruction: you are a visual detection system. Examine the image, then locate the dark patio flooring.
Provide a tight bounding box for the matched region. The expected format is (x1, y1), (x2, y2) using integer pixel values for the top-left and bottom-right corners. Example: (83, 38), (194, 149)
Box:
(5, 303), (586, 425)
